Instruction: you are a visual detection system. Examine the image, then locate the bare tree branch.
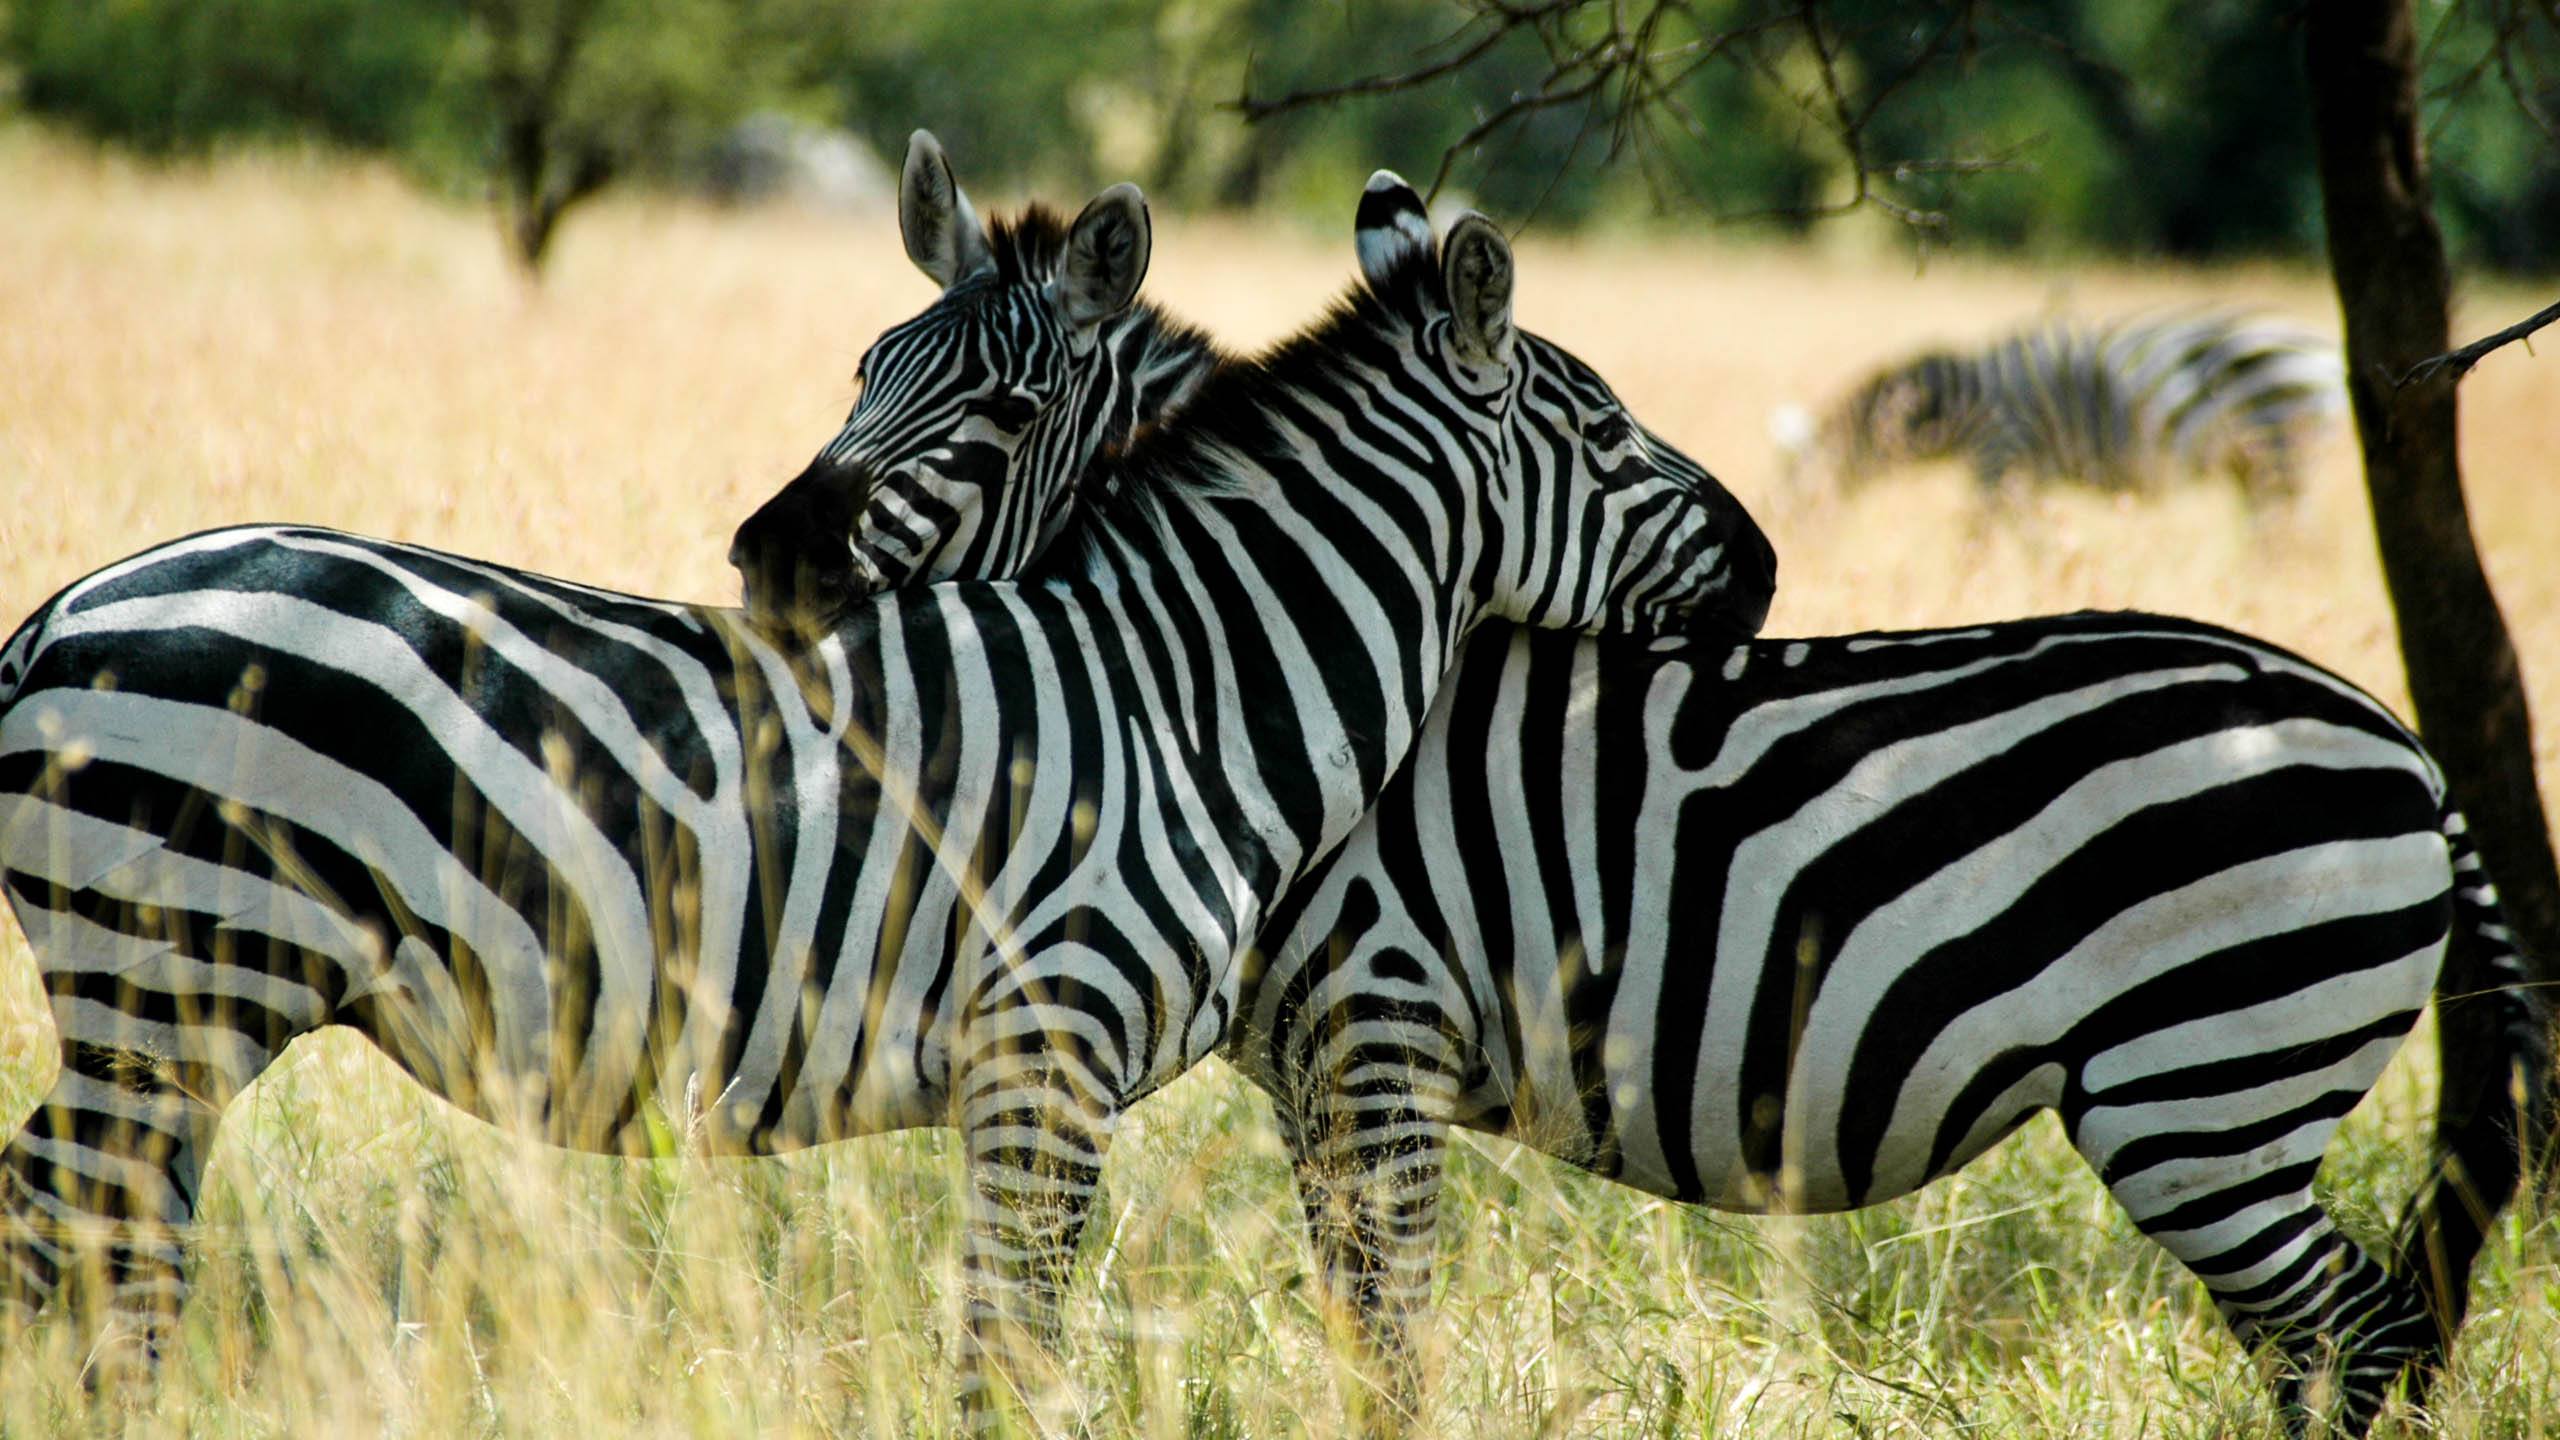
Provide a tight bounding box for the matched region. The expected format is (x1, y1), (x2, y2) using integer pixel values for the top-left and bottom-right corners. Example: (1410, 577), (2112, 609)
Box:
(1231, 16), (1523, 122)
(1226, 0), (2097, 236)
(2420, 0), (2560, 147)
(2396, 297), (2560, 386)
(2491, 22), (2560, 144)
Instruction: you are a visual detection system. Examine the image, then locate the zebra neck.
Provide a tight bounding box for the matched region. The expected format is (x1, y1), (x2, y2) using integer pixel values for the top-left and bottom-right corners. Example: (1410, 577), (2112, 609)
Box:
(1060, 419), (1490, 889)
(1008, 307), (1226, 570)
(1111, 305), (1222, 437)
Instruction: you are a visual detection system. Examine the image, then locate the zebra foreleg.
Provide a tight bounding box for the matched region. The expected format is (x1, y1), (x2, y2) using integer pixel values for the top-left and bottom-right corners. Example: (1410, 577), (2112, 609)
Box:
(1279, 1052), (1458, 1439)
(953, 1049), (1119, 1437)
(0, 1040), (234, 1389)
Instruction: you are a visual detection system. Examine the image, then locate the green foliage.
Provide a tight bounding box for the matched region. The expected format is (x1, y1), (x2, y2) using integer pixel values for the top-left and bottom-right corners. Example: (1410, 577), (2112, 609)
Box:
(1, 0), (2555, 269)
(799, 0), (1171, 195)
(2417, 0), (2560, 270)
(0, 0), (801, 188)
(6, 0), (462, 155)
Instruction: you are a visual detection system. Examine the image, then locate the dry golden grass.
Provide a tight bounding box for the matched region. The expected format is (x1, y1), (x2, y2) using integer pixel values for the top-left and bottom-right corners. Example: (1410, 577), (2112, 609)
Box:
(0, 125), (2554, 1436)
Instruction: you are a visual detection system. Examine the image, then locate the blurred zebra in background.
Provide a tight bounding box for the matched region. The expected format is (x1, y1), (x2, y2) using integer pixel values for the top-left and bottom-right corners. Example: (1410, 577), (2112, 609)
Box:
(1794, 310), (2343, 507)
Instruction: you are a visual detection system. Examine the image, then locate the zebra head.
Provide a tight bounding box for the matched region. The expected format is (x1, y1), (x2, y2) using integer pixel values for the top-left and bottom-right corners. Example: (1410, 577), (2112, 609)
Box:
(1833, 350), (1974, 479)
(1350, 175), (1775, 639)
(730, 130), (1190, 630)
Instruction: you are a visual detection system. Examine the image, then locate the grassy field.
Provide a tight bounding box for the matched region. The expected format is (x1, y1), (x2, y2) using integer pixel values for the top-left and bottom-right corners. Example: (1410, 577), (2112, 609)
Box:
(1, 127), (2556, 1436)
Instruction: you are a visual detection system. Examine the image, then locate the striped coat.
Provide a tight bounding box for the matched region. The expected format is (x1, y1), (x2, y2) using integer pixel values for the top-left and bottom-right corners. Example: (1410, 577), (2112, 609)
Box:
(1825, 311), (2342, 504)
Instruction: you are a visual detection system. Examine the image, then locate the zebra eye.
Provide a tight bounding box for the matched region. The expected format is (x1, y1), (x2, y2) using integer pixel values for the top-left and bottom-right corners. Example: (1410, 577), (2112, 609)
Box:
(981, 387), (1043, 431)
(1588, 413), (1634, 450)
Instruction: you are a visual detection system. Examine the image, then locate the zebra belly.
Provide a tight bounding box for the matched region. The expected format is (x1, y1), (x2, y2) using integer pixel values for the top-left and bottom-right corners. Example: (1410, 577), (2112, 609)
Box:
(1447, 831), (2446, 1216)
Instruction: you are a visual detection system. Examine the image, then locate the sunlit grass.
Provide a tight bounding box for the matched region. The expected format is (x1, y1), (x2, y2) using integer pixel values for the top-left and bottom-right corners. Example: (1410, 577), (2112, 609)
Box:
(0, 125), (2555, 1435)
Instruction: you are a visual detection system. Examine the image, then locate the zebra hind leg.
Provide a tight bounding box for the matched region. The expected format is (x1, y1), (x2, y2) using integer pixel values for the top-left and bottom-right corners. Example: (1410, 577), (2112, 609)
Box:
(2118, 1181), (2435, 1433)
(2256, 1237), (2438, 1436)
(0, 1039), (233, 1389)
(2075, 1115), (2436, 1435)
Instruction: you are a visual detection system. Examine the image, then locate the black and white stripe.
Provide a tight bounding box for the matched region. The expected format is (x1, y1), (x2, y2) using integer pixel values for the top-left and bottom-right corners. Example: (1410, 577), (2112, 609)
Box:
(0, 171), (1775, 1426)
(757, 242), (2540, 1435)
(1826, 311), (2343, 504)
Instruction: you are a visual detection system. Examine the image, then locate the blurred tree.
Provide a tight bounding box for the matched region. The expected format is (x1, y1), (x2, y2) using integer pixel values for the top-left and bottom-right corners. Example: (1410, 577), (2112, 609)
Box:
(1235, 1), (2075, 233)
(6, 1), (2557, 263)
(454, 0), (782, 272)
(1, 0), (795, 274)
(1231, 0), (2560, 263)
(463, 0), (615, 272)
(1213, 0), (1653, 221)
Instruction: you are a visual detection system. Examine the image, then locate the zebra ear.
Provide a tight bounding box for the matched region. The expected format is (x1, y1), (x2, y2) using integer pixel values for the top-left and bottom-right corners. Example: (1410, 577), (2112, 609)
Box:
(1441, 212), (1515, 369)
(1056, 182), (1151, 331)
(900, 129), (995, 291)
(1355, 170), (1433, 291)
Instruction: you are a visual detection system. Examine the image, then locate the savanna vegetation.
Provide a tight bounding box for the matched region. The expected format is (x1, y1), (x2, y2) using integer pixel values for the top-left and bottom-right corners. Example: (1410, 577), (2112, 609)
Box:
(2, 126), (2555, 1436)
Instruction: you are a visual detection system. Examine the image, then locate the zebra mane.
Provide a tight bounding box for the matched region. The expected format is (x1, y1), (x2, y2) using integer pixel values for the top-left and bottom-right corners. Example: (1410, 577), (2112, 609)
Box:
(984, 203), (1072, 286)
(984, 199), (1226, 431)
(1101, 303), (1224, 447)
(1039, 261), (1446, 575)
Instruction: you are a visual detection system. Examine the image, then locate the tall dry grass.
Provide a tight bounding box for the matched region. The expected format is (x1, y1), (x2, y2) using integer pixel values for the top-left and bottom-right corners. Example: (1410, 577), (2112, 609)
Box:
(0, 125), (2554, 1436)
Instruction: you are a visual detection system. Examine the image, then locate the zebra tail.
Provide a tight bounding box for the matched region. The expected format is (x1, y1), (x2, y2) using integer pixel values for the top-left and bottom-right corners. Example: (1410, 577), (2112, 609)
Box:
(2392, 806), (2554, 1360)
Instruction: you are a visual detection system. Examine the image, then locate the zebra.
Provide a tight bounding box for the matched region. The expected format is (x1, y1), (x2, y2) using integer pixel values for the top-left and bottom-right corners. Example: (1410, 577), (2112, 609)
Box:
(1815, 310), (2343, 507)
(0, 169), (1776, 1429)
(1234, 615), (2548, 1437)
(738, 237), (2547, 1438)
(731, 130), (1221, 634)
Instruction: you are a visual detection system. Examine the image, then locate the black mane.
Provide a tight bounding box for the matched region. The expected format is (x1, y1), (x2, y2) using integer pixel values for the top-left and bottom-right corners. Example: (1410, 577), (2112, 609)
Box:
(1035, 248), (1449, 576)
(986, 204), (1071, 286)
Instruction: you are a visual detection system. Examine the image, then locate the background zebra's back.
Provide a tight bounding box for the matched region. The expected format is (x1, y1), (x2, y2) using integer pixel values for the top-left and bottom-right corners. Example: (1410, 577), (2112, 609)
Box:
(1815, 310), (2343, 505)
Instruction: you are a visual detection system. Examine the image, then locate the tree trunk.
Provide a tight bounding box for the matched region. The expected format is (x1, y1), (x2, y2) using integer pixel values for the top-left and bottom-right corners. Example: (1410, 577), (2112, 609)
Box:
(2304, 3), (2560, 1049)
(471, 0), (610, 276)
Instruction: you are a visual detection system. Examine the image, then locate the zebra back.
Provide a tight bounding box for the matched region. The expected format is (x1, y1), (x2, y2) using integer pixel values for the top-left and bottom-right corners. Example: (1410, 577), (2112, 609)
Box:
(1825, 309), (2341, 503)
(2104, 311), (2343, 499)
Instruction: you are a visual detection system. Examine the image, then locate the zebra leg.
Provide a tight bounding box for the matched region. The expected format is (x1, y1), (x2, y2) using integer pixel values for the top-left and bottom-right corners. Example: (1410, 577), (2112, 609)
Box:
(2073, 1116), (2433, 1435)
(1278, 1049), (1458, 1439)
(0, 873), (311, 1386)
(953, 1047), (1119, 1435)
(0, 1040), (239, 1386)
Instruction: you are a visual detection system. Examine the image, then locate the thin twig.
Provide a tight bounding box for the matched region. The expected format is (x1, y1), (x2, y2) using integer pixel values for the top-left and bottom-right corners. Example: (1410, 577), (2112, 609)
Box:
(2397, 298), (2560, 387)
(1227, 0), (2076, 237)
(1227, 14), (1525, 121)
(2491, 10), (2560, 145)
